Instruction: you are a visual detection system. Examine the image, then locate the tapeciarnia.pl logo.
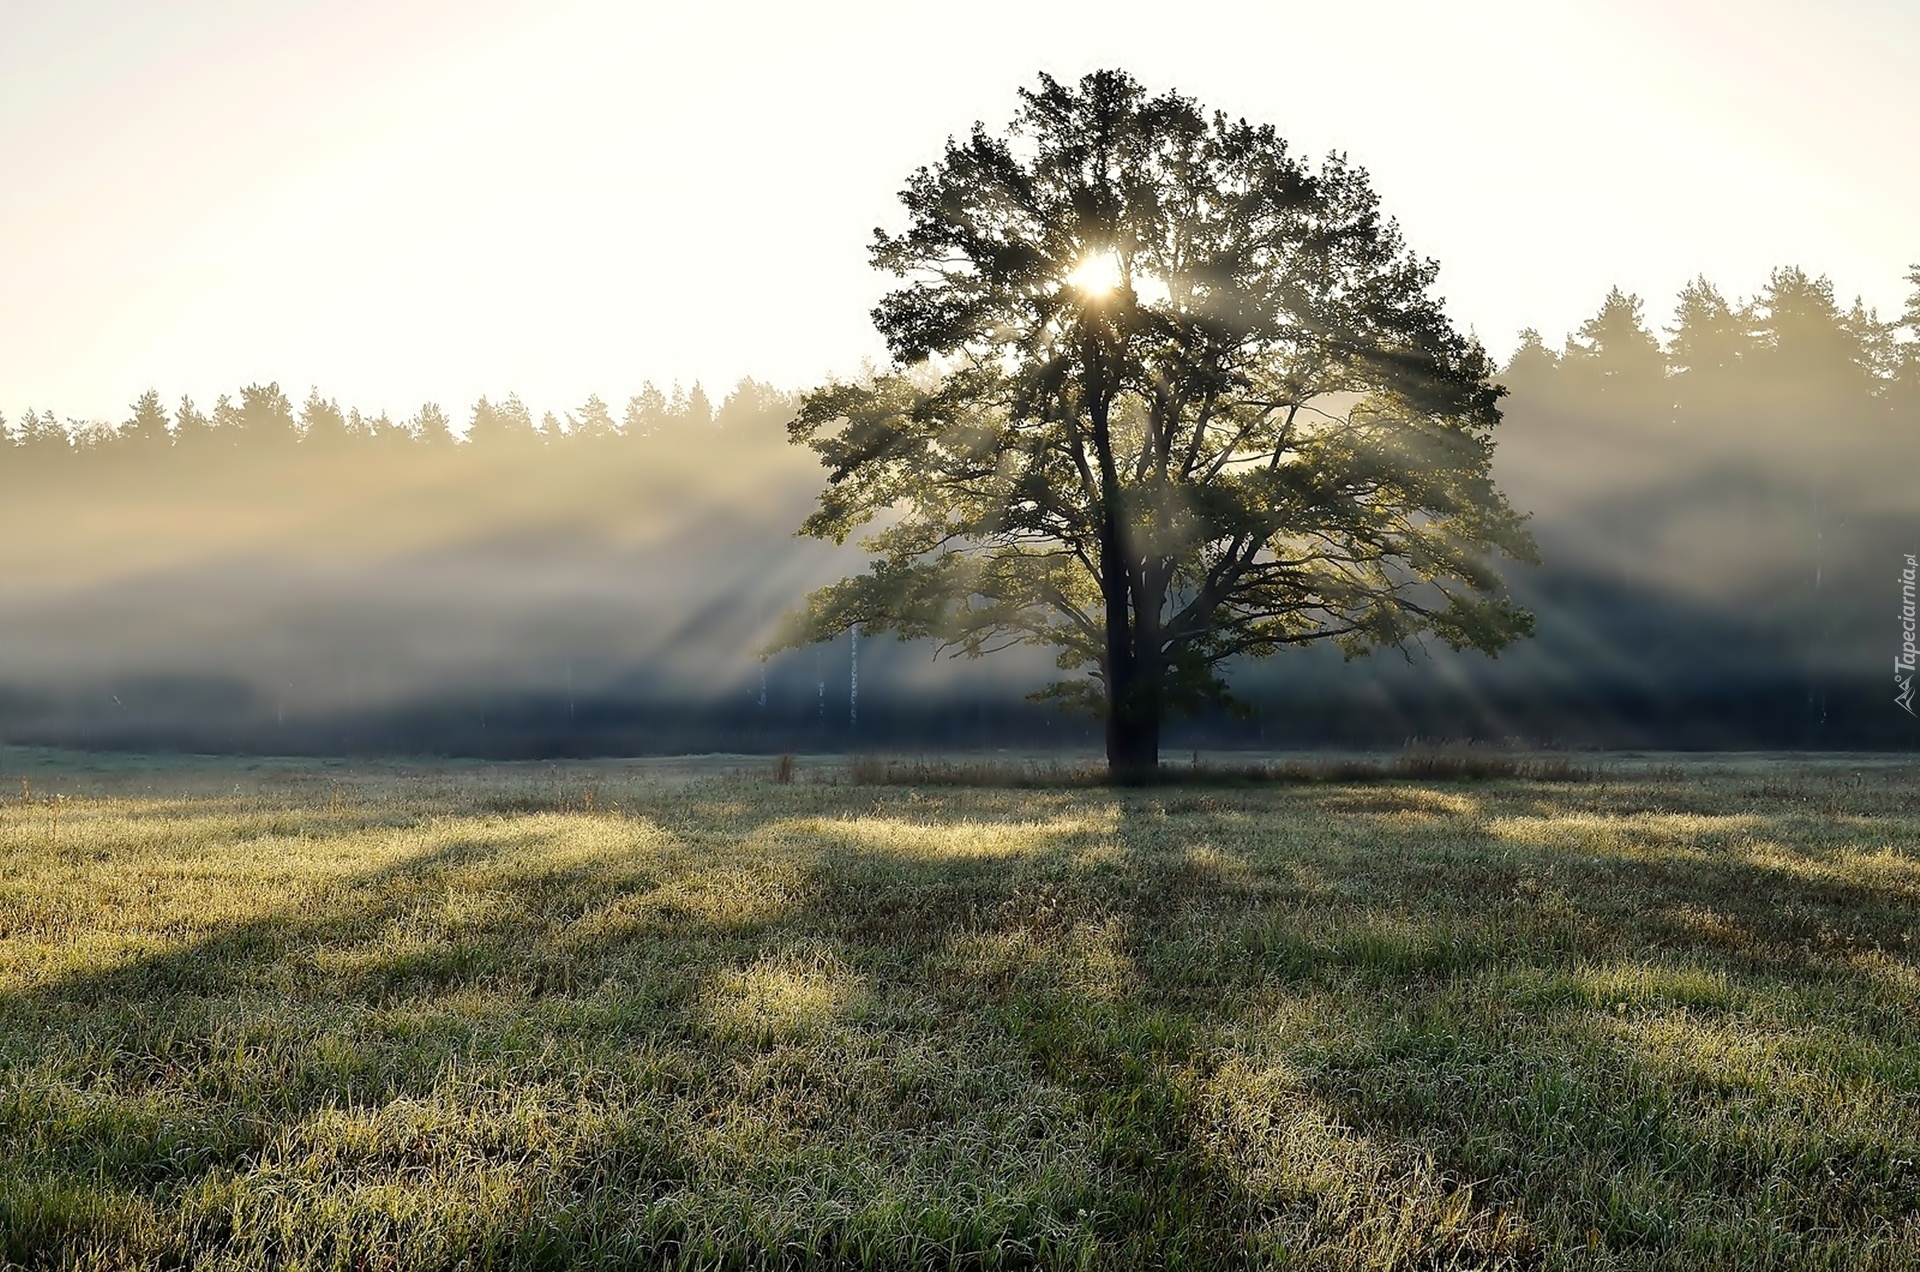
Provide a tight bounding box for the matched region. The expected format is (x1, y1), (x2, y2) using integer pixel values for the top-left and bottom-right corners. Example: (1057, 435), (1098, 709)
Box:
(1899, 553), (1917, 716)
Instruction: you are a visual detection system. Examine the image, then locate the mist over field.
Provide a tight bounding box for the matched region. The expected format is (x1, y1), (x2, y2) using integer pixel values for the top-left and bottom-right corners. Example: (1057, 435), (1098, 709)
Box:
(2, 2), (1916, 760)
(4, 263), (1916, 754)
(0, 383), (1065, 755)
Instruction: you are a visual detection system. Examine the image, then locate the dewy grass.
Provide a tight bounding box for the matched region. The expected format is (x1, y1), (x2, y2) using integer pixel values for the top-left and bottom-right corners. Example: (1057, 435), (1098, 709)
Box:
(1, 753), (1918, 1268)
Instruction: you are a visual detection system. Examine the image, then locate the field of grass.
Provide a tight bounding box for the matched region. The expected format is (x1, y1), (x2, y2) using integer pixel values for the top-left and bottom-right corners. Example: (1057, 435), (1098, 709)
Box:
(2, 748), (1918, 1269)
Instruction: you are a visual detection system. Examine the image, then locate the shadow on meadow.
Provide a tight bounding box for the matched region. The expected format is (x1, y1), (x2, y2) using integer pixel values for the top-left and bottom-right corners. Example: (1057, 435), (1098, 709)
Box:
(2, 767), (1918, 1268)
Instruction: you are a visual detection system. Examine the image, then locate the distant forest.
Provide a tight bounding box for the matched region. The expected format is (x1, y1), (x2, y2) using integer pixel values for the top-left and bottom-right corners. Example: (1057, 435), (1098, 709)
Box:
(2, 376), (752, 461)
(3, 265), (1918, 754)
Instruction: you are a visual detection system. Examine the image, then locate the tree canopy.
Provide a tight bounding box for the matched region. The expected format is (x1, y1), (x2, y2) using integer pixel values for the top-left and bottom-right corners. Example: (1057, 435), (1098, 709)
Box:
(780, 69), (1538, 779)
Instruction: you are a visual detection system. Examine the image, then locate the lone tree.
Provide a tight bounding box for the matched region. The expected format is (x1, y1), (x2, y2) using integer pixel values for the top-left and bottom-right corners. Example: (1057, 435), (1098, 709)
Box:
(781, 70), (1537, 780)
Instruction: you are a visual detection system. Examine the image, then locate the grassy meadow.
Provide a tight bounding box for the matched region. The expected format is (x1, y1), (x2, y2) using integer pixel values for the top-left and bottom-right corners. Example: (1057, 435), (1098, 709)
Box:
(1, 747), (1918, 1269)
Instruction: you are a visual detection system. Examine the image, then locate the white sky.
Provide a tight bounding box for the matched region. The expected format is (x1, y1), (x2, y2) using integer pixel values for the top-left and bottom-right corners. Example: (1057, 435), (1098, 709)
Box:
(2, 0), (1915, 425)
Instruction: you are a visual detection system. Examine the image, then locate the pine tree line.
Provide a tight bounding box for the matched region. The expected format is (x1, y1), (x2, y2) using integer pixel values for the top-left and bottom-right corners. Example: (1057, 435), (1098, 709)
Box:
(0, 378), (792, 467)
(1503, 265), (1919, 448)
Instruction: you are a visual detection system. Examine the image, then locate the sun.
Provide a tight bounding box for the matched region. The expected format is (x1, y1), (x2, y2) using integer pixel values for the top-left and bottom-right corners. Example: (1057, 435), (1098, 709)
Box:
(1066, 250), (1125, 297)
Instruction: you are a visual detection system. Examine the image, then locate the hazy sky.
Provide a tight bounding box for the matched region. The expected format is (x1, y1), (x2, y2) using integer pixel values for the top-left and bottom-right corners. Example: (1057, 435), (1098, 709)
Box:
(2, 0), (1914, 424)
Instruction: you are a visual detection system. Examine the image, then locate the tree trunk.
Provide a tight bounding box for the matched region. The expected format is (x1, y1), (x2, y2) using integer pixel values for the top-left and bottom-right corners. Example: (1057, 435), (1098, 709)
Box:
(1089, 359), (1160, 785)
(1105, 693), (1161, 785)
(1100, 586), (1154, 784)
(1102, 583), (1162, 785)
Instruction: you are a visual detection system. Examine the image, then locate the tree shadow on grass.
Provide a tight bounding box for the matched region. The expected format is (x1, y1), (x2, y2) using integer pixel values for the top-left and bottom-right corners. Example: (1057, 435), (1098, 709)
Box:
(3, 793), (1128, 1266)
(2, 777), (1917, 1267)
